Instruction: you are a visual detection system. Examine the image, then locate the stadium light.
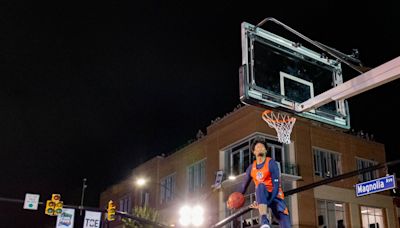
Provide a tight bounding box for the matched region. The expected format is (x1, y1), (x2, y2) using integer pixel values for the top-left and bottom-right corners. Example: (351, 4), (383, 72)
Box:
(178, 205), (204, 227)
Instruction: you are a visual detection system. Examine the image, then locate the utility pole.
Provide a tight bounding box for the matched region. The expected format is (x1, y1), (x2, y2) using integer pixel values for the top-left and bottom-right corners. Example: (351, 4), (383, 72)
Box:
(80, 178), (87, 216)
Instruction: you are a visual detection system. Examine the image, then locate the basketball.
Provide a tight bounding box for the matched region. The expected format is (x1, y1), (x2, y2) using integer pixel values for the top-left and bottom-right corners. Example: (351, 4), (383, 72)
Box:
(227, 192), (245, 209)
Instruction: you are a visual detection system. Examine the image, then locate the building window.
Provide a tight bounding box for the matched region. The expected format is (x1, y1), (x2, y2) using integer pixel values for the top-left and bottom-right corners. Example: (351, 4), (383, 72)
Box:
(317, 200), (346, 228)
(119, 195), (131, 213)
(228, 136), (285, 176)
(269, 144), (284, 165)
(187, 159), (206, 192)
(230, 141), (252, 176)
(356, 158), (378, 182)
(160, 173), (176, 204)
(313, 148), (341, 178)
(361, 206), (385, 228)
(140, 191), (149, 207)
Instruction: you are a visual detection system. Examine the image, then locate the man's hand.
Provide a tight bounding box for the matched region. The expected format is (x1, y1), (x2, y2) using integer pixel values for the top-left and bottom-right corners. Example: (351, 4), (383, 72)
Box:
(249, 201), (259, 209)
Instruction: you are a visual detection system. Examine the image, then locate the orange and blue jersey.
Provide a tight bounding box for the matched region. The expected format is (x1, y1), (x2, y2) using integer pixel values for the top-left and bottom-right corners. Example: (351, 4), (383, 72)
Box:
(240, 157), (290, 227)
(250, 157), (285, 200)
(241, 157), (285, 204)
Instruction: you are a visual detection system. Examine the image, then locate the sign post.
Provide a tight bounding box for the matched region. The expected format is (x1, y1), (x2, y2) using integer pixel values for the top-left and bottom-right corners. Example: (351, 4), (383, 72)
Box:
(356, 175), (396, 197)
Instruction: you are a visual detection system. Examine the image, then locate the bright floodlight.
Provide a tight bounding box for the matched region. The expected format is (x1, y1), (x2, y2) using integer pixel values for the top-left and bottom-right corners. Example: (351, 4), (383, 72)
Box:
(192, 216), (204, 226)
(228, 175), (236, 180)
(192, 205), (204, 215)
(136, 178), (146, 186)
(179, 206), (191, 227)
(179, 216), (191, 226)
(178, 205), (204, 227)
(179, 205), (191, 216)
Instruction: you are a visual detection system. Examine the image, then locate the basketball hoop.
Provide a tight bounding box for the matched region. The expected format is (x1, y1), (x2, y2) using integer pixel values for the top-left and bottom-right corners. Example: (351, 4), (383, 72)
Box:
(262, 110), (296, 144)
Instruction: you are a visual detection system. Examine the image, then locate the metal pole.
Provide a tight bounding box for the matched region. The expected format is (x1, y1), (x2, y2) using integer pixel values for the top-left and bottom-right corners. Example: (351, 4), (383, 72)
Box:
(284, 159), (400, 196)
(0, 196), (169, 227)
(80, 178), (87, 216)
(211, 159), (400, 228)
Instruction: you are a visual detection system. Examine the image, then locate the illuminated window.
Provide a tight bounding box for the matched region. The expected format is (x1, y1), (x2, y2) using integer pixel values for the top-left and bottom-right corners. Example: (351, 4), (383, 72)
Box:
(317, 200), (346, 228)
(361, 206), (385, 228)
(227, 136), (285, 176)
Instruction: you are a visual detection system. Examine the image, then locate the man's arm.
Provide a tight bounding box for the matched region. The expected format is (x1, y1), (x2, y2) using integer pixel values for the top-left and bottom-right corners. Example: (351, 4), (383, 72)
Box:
(240, 164), (252, 194)
(267, 159), (280, 205)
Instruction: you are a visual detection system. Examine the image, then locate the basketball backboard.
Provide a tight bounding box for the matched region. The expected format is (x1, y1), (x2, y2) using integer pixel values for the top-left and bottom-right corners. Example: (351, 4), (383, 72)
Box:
(239, 22), (350, 129)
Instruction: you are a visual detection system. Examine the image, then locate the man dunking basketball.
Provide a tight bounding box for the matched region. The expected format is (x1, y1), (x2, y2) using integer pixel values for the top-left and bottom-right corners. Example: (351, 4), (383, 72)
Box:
(240, 137), (291, 228)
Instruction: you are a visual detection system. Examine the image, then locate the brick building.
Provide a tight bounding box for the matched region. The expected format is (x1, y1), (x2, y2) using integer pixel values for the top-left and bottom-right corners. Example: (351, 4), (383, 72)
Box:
(100, 105), (398, 227)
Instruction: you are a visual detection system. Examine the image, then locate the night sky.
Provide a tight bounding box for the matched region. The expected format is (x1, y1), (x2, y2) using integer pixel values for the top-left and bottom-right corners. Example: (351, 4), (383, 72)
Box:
(1, 1), (400, 227)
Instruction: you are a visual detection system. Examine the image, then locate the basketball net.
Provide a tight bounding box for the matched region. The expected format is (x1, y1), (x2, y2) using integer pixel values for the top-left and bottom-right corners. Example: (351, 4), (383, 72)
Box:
(262, 110), (296, 144)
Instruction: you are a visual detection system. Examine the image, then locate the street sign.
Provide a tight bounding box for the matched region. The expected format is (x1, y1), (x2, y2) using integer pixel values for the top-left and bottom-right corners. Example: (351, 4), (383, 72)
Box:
(356, 175), (396, 197)
(83, 211), (101, 228)
(213, 170), (224, 189)
(23, 193), (40, 210)
(56, 208), (75, 228)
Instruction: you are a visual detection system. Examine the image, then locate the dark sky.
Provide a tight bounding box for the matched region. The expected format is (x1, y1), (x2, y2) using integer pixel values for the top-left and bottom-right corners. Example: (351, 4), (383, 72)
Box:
(1, 1), (399, 227)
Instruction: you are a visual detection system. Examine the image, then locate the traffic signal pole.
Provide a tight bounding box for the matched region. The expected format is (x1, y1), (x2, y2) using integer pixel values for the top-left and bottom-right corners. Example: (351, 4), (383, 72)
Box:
(0, 197), (169, 227)
(80, 178), (87, 216)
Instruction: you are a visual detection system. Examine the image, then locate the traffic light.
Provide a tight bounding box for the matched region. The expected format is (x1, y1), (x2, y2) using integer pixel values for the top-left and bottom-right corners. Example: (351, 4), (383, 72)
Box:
(54, 201), (64, 215)
(45, 200), (55, 215)
(52, 194), (61, 202)
(44, 194), (63, 216)
(107, 200), (116, 221)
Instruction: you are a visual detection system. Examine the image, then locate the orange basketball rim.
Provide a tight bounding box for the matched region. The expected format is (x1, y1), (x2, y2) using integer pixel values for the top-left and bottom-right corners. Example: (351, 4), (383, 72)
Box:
(262, 110), (296, 144)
